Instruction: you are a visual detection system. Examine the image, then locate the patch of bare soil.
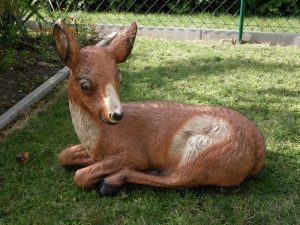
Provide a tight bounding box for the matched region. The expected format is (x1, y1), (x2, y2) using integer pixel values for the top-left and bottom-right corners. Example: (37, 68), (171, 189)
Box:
(0, 36), (104, 116)
(0, 39), (64, 115)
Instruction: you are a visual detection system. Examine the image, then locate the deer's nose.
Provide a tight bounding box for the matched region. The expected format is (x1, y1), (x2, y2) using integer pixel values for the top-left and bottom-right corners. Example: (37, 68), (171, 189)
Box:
(110, 111), (124, 121)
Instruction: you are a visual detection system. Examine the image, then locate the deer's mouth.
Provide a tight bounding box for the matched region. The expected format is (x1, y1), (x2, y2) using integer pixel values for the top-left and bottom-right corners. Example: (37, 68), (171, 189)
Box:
(100, 115), (119, 125)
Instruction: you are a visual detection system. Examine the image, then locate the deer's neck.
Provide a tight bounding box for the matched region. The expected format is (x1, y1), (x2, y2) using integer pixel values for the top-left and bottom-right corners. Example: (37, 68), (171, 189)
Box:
(69, 101), (100, 159)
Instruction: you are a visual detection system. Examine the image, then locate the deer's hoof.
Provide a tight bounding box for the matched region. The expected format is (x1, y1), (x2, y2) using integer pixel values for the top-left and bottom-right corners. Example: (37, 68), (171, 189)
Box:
(98, 182), (118, 196)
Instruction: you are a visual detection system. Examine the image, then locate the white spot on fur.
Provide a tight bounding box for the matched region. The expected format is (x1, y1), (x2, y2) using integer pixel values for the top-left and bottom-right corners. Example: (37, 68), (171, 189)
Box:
(104, 83), (122, 118)
(171, 116), (229, 164)
(69, 101), (100, 158)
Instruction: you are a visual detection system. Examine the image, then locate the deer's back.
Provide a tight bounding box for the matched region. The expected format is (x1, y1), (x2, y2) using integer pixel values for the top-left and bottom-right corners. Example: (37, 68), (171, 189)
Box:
(120, 101), (265, 166)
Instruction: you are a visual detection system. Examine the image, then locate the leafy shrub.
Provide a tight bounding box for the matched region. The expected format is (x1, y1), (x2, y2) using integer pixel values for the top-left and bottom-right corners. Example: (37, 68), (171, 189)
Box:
(0, 0), (45, 46)
(0, 48), (19, 70)
(41, 4), (98, 47)
(245, 0), (299, 16)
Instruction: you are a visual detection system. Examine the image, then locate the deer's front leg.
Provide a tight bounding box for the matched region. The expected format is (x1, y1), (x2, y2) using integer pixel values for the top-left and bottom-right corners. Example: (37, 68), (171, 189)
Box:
(73, 155), (148, 190)
(58, 144), (94, 169)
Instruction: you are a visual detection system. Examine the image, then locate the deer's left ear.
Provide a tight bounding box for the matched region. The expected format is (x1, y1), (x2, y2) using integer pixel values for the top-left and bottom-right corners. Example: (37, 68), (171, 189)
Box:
(107, 22), (138, 64)
(53, 19), (80, 69)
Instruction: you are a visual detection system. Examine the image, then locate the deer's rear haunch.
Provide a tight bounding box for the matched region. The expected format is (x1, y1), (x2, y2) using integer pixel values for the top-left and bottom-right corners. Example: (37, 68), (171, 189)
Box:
(53, 20), (266, 195)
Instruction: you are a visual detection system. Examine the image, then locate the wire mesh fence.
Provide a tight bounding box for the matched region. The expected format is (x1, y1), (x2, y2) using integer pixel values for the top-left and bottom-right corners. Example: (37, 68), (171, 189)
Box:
(45, 0), (300, 34)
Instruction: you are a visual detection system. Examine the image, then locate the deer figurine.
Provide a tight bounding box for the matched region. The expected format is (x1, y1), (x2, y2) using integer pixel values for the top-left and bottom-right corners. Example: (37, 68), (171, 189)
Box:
(53, 19), (266, 195)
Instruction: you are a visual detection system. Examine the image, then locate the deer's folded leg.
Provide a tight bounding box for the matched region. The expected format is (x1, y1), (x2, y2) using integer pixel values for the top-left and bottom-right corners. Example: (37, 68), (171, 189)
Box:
(73, 156), (129, 189)
(58, 144), (94, 170)
(73, 155), (149, 190)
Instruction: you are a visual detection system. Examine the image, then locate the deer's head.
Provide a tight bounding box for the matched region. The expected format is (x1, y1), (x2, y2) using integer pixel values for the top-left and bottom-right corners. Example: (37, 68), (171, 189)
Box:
(53, 19), (137, 124)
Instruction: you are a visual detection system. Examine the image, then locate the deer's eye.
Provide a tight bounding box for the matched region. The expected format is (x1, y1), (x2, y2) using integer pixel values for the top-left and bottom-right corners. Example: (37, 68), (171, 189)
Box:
(79, 78), (92, 92)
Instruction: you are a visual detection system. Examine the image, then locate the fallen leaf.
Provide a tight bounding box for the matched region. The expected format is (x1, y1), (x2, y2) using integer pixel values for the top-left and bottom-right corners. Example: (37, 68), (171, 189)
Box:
(16, 152), (29, 163)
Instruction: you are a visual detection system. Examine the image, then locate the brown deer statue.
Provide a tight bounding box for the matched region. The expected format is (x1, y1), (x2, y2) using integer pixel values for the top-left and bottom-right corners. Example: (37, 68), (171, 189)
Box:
(53, 19), (266, 195)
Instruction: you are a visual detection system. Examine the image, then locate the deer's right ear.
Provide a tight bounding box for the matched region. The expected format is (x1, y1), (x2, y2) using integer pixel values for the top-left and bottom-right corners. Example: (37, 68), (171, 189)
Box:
(107, 21), (138, 64)
(53, 19), (80, 69)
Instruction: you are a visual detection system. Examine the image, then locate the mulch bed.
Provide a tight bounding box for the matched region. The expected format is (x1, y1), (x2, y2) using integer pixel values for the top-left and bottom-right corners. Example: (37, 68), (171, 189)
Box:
(0, 40), (64, 115)
(0, 36), (105, 116)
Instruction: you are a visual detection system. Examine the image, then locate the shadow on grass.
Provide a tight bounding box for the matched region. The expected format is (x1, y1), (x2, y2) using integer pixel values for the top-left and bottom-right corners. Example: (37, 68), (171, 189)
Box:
(123, 52), (300, 139)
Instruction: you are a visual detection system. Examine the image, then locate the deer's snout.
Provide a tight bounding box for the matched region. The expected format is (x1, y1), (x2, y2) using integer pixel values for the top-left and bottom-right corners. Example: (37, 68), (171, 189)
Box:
(102, 83), (123, 124)
(110, 111), (124, 121)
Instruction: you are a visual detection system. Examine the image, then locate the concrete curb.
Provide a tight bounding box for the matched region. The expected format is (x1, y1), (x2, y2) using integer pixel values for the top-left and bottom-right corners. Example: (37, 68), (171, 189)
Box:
(0, 32), (117, 130)
(27, 20), (300, 46)
(97, 24), (300, 46)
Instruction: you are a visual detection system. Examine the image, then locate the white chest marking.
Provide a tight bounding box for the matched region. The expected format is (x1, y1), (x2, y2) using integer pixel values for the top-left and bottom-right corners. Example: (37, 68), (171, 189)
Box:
(171, 116), (229, 164)
(69, 101), (100, 158)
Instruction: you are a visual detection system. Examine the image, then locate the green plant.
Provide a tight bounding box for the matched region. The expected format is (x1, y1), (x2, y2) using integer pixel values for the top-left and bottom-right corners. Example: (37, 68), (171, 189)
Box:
(0, 0), (46, 46)
(47, 2), (70, 22)
(0, 48), (18, 70)
(41, 2), (97, 47)
(33, 73), (48, 84)
(245, 0), (297, 16)
(43, 75), (48, 81)
(35, 74), (41, 83)
(20, 50), (29, 59)
(0, 23), (20, 46)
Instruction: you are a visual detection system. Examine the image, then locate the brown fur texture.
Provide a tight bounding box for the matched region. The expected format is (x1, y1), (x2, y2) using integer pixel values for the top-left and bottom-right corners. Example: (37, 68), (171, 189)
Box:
(53, 20), (266, 194)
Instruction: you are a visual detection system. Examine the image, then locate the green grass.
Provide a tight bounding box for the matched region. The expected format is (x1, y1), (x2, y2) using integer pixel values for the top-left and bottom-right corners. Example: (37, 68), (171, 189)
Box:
(72, 11), (300, 33)
(1, 37), (300, 224)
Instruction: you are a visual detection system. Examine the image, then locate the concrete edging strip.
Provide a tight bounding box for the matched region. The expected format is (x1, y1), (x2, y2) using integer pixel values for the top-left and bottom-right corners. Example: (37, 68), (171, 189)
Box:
(97, 24), (300, 46)
(0, 32), (117, 130)
(27, 20), (300, 46)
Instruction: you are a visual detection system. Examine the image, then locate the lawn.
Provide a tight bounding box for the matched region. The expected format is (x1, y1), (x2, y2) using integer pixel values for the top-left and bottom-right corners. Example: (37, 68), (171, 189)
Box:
(0, 37), (299, 224)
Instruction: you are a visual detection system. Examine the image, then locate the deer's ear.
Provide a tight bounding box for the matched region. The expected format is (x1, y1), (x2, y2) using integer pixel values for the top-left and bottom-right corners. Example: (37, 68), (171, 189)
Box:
(53, 19), (80, 69)
(107, 22), (138, 64)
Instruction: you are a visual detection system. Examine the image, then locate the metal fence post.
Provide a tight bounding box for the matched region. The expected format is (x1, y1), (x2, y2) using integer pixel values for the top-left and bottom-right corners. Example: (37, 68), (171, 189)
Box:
(238, 0), (246, 43)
